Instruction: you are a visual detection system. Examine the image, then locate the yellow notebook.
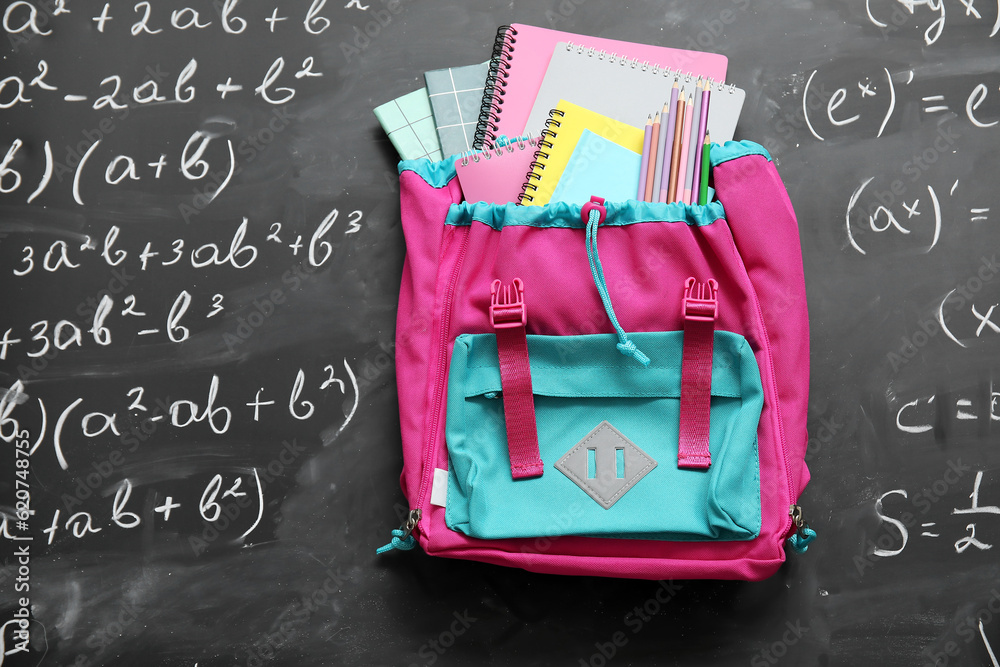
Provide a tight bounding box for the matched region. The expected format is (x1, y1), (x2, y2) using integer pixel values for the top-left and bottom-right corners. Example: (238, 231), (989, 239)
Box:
(519, 100), (644, 206)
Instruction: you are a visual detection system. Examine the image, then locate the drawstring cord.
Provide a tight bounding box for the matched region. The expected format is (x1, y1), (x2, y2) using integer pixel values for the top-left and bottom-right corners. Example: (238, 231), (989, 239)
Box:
(584, 206), (650, 367)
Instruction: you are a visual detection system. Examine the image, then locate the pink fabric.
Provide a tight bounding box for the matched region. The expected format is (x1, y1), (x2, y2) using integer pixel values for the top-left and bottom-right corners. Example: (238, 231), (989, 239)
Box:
(491, 279), (543, 480)
(712, 155), (812, 499)
(394, 150), (809, 580)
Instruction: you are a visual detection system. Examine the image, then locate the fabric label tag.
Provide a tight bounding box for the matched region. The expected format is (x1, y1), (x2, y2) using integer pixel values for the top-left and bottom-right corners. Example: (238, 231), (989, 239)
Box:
(430, 467), (449, 507)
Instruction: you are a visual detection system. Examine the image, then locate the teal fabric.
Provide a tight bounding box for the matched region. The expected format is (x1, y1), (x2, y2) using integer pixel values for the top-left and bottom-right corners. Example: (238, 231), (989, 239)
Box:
(445, 331), (763, 541)
(444, 198), (726, 230)
(398, 157), (457, 188)
(709, 140), (773, 167)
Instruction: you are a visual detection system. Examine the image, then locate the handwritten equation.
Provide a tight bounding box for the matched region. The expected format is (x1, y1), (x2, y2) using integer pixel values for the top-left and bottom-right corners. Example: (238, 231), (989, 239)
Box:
(873, 469), (998, 556)
(3, 0), (364, 40)
(803, 65), (999, 142)
(0, 55), (321, 112)
(865, 0), (1000, 45)
(4, 209), (363, 277)
(0, 362), (359, 471)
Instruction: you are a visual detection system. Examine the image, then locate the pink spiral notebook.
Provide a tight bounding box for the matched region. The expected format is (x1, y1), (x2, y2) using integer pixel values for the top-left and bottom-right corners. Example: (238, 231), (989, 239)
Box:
(474, 24), (728, 148)
(454, 137), (539, 205)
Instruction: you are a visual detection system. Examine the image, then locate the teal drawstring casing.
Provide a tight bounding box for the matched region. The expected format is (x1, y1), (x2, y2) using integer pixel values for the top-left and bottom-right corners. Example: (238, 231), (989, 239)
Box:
(582, 197), (650, 367)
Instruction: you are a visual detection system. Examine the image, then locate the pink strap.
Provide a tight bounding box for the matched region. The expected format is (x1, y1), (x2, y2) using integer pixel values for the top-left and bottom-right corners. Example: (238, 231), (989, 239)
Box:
(491, 279), (544, 480)
(678, 277), (718, 470)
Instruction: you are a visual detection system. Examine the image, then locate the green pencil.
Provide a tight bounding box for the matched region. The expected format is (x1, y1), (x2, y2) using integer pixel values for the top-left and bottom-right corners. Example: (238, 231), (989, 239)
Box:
(699, 133), (711, 205)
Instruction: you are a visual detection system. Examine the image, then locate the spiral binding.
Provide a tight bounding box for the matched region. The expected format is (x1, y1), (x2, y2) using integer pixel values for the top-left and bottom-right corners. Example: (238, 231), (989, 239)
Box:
(473, 25), (518, 150)
(561, 42), (738, 93)
(518, 110), (564, 204)
(458, 136), (538, 166)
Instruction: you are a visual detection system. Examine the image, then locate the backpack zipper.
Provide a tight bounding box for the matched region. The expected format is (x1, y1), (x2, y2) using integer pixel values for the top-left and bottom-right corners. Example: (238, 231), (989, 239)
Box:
(414, 230), (471, 534)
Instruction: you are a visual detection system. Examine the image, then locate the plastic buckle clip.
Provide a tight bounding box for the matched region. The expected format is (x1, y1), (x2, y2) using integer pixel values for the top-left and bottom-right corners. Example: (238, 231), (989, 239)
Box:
(682, 277), (719, 322)
(490, 278), (527, 329)
(581, 195), (607, 226)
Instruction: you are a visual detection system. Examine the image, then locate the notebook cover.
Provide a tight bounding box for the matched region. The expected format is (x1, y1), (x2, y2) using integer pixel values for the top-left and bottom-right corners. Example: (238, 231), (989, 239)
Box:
(521, 100), (644, 207)
(373, 88), (444, 161)
(549, 129), (642, 205)
(425, 61), (490, 157)
(524, 43), (746, 142)
(476, 23), (728, 148)
(454, 137), (540, 205)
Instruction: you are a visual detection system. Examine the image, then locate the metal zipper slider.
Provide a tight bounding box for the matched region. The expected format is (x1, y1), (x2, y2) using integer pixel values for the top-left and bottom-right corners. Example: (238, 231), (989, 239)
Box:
(788, 504), (816, 553)
(399, 509), (422, 541)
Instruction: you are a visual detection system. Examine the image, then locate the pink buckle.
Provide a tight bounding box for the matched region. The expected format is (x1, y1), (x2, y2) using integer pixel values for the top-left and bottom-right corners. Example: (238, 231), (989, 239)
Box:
(490, 278), (527, 329)
(682, 277), (719, 321)
(581, 195), (607, 225)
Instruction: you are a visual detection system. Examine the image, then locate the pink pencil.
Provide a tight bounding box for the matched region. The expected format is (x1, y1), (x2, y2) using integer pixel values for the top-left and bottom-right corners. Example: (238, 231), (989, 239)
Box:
(674, 95), (694, 204)
(644, 112), (660, 201)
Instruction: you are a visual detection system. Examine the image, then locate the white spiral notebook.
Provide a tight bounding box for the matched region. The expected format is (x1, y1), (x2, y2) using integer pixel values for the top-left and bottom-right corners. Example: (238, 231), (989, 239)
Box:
(523, 42), (746, 143)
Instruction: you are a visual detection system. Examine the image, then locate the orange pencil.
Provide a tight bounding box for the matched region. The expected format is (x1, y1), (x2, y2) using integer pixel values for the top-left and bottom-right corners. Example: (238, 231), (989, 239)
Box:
(666, 92), (687, 204)
(644, 110), (660, 201)
(675, 94), (694, 205)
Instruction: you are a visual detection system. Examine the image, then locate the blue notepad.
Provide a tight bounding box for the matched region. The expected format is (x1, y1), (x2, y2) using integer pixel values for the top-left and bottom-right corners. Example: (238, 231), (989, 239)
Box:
(550, 129), (642, 205)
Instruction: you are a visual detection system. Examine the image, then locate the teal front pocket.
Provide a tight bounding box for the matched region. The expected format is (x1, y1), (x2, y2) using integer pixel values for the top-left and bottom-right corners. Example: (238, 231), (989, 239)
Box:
(444, 331), (763, 541)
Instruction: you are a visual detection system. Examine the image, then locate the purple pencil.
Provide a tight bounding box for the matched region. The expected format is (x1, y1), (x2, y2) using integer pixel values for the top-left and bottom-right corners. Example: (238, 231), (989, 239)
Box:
(637, 115), (653, 201)
(690, 86), (711, 204)
(655, 81), (679, 202)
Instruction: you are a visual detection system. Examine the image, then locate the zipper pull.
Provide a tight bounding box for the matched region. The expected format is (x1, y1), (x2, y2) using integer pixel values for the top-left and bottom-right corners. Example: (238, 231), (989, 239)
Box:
(376, 509), (421, 555)
(787, 504), (816, 553)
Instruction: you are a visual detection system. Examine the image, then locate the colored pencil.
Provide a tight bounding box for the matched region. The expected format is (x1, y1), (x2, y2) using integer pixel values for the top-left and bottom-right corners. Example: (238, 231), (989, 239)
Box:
(644, 111), (660, 201)
(691, 86), (711, 204)
(653, 82), (678, 200)
(665, 91), (686, 204)
(699, 133), (711, 205)
(673, 95), (694, 204)
(683, 80), (703, 205)
(637, 115), (653, 201)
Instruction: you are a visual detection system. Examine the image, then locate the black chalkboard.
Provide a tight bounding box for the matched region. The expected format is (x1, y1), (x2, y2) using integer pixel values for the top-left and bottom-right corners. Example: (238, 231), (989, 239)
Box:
(2, 1), (1000, 666)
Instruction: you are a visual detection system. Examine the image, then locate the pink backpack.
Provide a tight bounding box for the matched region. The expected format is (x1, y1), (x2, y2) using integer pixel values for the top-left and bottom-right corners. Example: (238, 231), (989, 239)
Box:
(382, 141), (814, 580)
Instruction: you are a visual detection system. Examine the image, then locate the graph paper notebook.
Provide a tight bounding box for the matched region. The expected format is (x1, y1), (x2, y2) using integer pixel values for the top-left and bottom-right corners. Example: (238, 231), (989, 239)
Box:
(373, 88), (443, 161)
(425, 61), (490, 156)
